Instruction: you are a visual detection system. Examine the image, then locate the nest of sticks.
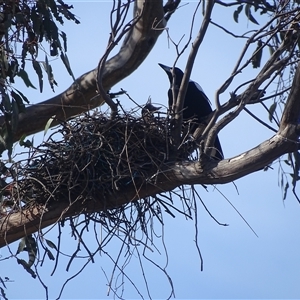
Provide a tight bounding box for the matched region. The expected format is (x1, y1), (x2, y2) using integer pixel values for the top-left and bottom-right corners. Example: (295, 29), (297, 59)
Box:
(5, 109), (198, 210)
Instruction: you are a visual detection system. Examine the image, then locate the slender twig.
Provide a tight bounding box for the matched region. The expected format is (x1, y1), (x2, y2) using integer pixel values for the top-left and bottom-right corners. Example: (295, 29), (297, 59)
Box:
(204, 13), (300, 156)
(96, 1), (142, 119)
(243, 107), (277, 133)
(171, 0), (215, 148)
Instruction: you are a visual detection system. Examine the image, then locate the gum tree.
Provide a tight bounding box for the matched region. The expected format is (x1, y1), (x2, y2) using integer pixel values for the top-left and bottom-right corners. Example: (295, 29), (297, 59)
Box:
(0, 0), (300, 298)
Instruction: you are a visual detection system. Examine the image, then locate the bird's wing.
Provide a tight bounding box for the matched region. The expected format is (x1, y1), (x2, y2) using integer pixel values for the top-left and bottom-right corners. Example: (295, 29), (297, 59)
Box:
(190, 80), (212, 105)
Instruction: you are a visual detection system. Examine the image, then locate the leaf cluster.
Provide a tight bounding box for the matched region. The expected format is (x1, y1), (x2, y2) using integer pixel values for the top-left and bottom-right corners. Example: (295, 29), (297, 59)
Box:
(0, 0), (79, 159)
(232, 0), (300, 25)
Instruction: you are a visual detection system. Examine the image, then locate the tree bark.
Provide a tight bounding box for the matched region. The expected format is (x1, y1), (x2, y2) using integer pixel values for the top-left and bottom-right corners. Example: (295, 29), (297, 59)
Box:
(0, 0), (166, 148)
(0, 119), (298, 247)
(1, 3), (300, 249)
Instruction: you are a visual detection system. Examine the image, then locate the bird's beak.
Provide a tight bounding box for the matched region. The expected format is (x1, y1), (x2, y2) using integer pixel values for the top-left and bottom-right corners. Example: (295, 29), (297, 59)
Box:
(158, 63), (171, 74)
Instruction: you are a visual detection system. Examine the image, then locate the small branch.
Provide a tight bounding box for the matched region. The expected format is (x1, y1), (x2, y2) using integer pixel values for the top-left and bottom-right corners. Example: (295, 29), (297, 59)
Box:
(214, 8), (298, 100)
(172, 0), (215, 147)
(243, 107), (277, 133)
(204, 13), (300, 156)
(210, 20), (253, 39)
(0, 0), (167, 150)
(215, 0), (275, 12)
(165, 2), (200, 146)
(95, 1), (143, 119)
(1, 121), (298, 248)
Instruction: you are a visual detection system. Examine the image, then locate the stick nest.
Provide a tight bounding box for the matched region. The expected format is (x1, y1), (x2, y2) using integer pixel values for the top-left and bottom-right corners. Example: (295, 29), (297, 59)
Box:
(6, 110), (197, 208)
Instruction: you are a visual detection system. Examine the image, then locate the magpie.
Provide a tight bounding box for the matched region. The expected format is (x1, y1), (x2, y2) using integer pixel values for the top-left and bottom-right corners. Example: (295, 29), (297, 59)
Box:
(158, 63), (223, 160)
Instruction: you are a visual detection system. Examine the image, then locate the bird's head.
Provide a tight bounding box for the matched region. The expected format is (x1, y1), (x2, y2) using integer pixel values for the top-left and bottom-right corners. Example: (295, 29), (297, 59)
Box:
(158, 63), (184, 87)
(141, 100), (161, 123)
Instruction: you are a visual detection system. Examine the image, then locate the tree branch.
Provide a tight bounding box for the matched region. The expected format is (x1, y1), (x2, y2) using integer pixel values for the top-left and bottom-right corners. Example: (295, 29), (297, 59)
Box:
(1, 118), (298, 248)
(1, 0), (300, 251)
(172, 0), (215, 146)
(203, 13), (300, 156)
(0, 0), (167, 149)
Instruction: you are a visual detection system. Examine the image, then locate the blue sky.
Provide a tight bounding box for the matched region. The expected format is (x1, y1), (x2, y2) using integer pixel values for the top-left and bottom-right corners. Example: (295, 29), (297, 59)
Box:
(1, 2), (300, 299)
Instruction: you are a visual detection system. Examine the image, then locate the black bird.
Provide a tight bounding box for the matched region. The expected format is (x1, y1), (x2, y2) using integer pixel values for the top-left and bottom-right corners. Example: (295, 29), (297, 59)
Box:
(141, 99), (161, 124)
(158, 63), (223, 160)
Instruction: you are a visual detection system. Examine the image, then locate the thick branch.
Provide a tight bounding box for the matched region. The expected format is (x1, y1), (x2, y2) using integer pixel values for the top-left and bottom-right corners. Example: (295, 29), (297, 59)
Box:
(0, 0), (166, 147)
(2, 1), (300, 249)
(2, 61), (300, 248)
(0, 122), (298, 248)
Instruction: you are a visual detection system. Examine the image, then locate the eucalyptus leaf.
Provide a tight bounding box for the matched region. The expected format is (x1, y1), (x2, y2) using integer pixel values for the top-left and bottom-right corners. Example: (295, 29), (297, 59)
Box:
(32, 60), (43, 93)
(44, 116), (56, 136)
(17, 69), (36, 89)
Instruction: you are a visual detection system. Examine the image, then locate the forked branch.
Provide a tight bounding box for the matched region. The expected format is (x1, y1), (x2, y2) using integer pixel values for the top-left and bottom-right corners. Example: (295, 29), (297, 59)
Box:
(0, 0), (170, 150)
(1, 63), (300, 247)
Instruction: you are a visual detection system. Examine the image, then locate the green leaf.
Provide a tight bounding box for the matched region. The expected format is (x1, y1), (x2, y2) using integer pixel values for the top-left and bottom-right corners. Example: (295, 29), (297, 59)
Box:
(60, 52), (75, 81)
(46, 249), (55, 261)
(280, 173), (284, 190)
(16, 235), (37, 268)
(233, 5), (243, 23)
(31, 7), (41, 36)
(7, 59), (19, 83)
(268, 45), (275, 56)
(49, 0), (63, 24)
(14, 12), (25, 25)
(57, 3), (80, 24)
(50, 42), (58, 56)
(43, 55), (57, 91)
(252, 40), (263, 68)
(11, 90), (26, 113)
(25, 235), (37, 268)
(45, 239), (58, 250)
(17, 258), (36, 278)
(245, 4), (259, 25)
(60, 31), (67, 52)
(293, 151), (300, 171)
(17, 69), (36, 89)
(0, 134), (7, 153)
(6, 143), (13, 162)
(44, 115), (55, 136)
(11, 99), (19, 133)
(32, 60), (43, 93)
(19, 134), (33, 148)
(0, 47), (9, 72)
(14, 88), (30, 104)
(283, 181), (289, 200)
(2, 93), (11, 112)
(268, 102), (277, 122)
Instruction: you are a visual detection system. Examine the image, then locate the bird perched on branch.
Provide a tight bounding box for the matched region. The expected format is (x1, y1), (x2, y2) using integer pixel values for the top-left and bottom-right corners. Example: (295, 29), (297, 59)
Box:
(158, 63), (223, 160)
